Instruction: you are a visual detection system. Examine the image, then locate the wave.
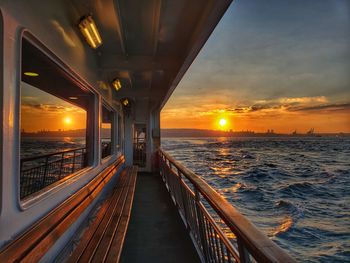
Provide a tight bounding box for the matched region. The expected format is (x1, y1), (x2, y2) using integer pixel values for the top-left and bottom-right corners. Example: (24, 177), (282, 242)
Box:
(270, 216), (294, 237)
(279, 182), (315, 196)
(136, 137), (350, 262)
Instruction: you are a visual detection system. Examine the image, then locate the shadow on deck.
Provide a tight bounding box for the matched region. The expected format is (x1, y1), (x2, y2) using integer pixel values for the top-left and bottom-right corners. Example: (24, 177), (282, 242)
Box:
(121, 172), (200, 263)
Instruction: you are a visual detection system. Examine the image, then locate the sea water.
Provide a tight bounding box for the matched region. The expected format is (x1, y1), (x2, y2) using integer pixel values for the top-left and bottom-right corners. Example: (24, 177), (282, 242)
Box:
(162, 137), (350, 263)
(21, 137), (85, 159)
(20, 136), (350, 262)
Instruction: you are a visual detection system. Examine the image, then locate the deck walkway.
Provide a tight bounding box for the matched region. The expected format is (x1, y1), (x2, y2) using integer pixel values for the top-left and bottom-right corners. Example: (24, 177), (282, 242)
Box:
(120, 172), (200, 263)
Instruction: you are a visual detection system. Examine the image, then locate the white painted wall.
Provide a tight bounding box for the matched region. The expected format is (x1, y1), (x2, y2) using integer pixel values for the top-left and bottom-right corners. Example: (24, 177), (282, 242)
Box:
(0, 3), (124, 256)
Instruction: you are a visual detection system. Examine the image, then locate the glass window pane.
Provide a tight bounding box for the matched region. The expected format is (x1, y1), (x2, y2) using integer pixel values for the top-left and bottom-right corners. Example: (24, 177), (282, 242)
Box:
(101, 106), (113, 159)
(20, 38), (93, 200)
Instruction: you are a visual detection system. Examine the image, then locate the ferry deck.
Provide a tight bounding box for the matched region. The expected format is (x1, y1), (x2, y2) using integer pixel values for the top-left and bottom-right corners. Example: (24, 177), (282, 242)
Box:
(0, 0), (296, 262)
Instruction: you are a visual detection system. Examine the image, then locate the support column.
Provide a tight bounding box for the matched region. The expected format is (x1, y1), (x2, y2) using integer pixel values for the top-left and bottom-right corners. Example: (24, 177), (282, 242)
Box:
(124, 113), (133, 166)
(150, 108), (160, 172)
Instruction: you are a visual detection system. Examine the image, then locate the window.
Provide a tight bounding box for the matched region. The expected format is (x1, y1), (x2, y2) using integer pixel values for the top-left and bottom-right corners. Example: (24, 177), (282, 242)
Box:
(101, 105), (114, 159)
(133, 124), (146, 167)
(20, 37), (95, 200)
(117, 114), (123, 153)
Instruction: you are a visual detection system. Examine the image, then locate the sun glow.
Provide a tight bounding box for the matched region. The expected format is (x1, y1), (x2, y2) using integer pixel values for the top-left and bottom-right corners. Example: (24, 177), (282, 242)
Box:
(215, 116), (231, 130)
(219, 118), (227, 127)
(63, 116), (72, 125)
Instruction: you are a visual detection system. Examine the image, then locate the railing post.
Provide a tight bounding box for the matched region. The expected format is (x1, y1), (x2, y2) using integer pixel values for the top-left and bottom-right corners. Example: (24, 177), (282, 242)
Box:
(20, 161), (24, 199)
(41, 156), (49, 188)
(59, 152), (64, 177)
(71, 150), (76, 173)
(194, 188), (210, 261)
(237, 237), (251, 263)
(178, 169), (189, 230)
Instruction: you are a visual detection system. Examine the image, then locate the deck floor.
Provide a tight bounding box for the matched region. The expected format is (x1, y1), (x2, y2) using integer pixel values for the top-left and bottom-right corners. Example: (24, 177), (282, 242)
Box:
(120, 172), (200, 263)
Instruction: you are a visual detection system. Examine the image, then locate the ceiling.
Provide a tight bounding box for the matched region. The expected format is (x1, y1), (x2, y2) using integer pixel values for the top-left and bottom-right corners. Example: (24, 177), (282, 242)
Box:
(71, 0), (232, 109)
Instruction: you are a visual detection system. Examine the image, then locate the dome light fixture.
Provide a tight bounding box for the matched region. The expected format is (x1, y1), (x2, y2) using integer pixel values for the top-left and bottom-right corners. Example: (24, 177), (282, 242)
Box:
(121, 98), (129, 106)
(112, 78), (122, 91)
(24, 72), (39, 77)
(78, 15), (102, 49)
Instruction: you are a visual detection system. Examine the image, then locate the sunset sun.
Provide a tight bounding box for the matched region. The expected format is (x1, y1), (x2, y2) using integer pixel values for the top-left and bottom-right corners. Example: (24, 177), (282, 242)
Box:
(218, 118), (228, 129)
(63, 116), (72, 125)
(219, 118), (227, 126)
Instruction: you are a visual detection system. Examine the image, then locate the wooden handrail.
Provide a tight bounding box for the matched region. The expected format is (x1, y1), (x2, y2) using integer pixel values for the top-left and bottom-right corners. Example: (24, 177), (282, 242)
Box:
(159, 149), (296, 263)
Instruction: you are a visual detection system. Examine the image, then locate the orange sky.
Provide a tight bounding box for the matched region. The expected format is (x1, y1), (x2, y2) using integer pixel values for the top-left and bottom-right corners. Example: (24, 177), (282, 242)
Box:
(21, 104), (86, 132)
(21, 82), (86, 132)
(161, 99), (350, 133)
(161, 1), (350, 134)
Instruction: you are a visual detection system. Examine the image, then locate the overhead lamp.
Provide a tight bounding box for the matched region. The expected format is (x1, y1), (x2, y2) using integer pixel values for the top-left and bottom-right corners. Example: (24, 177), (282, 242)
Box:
(112, 78), (122, 91)
(69, 96), (78, 100)
(24, 72), (39, 77)
(78, 15), (102, 49)
(121, 98), (129, 106)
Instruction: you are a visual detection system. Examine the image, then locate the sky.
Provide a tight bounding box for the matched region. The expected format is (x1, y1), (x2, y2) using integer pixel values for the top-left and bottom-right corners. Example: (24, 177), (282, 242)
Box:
(161, 0), (350, 133)
(21, 82), (86, 132)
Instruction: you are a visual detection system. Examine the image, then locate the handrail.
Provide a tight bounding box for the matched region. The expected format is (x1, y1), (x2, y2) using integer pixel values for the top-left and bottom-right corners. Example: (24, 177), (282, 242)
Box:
(20, 147), (86, 163)
(20, 147), (87, 199)
(159, 149), (296, 263)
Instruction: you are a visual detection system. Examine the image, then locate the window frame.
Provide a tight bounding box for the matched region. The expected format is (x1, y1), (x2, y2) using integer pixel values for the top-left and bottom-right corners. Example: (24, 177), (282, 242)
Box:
(100, 102), (117, 161)
(0, 9), (3, 214)
(17, 31), (99, 207)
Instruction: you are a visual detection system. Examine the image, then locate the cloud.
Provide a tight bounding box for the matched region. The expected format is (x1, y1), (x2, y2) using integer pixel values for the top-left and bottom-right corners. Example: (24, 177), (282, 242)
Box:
(289, 103), (350, 112)
(279, 96), (328, 104)
(21, 102), (85, 114)
(215, 96), (349, 115)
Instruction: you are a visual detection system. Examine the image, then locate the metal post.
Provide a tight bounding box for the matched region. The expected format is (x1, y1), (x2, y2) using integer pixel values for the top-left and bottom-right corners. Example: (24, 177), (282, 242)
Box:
(71, 150), (76, 173)
(59, 152), (64, 177)
(42, 156), (49, 188)
(237, 237), (251, 263)
(178, 169), (189, 230)
(194, 188), (210, 261)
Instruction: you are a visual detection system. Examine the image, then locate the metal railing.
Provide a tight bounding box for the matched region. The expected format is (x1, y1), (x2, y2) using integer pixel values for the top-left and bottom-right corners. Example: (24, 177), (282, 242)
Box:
(101, 141), (112, 159)
(159, 149), (296, 263)
(20, 147), (87, 199)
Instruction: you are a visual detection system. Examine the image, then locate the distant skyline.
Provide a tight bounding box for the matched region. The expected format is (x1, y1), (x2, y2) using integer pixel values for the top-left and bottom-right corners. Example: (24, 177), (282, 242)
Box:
(161, 0), (350, 133)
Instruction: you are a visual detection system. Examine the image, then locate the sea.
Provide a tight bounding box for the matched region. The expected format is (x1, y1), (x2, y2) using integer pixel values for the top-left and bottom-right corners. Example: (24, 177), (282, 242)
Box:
(162, 137), (350, 263)
(21, 136), (350, 262)
(21, 137), (86, 159)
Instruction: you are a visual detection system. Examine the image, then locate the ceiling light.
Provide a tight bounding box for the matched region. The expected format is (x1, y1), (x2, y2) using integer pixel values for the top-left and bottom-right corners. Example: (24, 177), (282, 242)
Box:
(69, 97), (78, 100)
(112, 78), (122, 91)
(122, 98), (129, 106)
(24, 72), (39, 77)
(78, 15), (102, 49)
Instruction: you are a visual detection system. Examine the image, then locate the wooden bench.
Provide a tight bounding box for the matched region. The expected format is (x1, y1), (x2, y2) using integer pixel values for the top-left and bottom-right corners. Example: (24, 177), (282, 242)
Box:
(67, 165), (138, 263)
(0, 157), (137, 262)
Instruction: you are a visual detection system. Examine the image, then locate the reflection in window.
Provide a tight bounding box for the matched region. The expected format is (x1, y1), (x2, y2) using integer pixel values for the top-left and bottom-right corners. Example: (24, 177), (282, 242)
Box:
(20, 37), (94, 199)
(117, 114), (122, 152)
(101, 106), (113, 159)
(133, 124), (146, 167)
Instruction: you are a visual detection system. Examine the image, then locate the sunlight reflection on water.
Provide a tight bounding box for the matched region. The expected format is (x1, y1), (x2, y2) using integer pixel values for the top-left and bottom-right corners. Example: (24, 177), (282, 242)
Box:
(162, 136), (350, 262)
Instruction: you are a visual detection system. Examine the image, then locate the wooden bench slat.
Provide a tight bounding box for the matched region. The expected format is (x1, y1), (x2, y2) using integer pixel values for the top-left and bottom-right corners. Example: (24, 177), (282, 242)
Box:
(105, 166), (138, 263)
(21, 164), (127, 263)
(91, 167), (135, 262)
(67, 168), (130, 263)
(68, 166), (138, 263)
(77, 168), (133, 263)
